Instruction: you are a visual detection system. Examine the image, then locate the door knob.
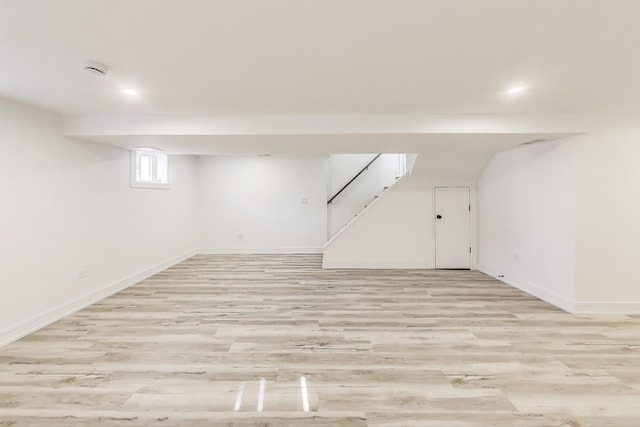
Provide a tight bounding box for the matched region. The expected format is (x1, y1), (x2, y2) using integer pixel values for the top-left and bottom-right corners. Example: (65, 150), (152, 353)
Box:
(436, 214), (442, 219)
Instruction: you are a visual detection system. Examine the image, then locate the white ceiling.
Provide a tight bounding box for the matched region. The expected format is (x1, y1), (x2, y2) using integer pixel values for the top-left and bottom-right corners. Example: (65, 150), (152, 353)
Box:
(1, 0), (640, 116)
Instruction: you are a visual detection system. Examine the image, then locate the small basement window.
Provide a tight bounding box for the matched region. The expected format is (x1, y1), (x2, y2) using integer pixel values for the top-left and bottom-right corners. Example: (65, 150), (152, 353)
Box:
(130, 150), (170, 189)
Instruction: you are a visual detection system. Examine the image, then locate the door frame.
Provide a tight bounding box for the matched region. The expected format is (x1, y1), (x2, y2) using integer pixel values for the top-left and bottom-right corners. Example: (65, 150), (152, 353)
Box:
(433, 185), (473, 269)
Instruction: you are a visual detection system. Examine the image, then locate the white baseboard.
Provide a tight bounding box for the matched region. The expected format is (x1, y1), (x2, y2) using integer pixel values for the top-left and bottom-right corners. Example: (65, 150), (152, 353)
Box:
(478, 263), (574, 313)
(323, 260), (433, 269)
(198, 247), (323, 254)
(0, 249), (196, 348)
(573, 302), (640, 315)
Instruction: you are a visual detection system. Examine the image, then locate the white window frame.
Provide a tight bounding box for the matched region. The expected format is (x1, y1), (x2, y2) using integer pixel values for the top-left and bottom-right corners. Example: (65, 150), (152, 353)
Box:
(130, 150), (170, 189)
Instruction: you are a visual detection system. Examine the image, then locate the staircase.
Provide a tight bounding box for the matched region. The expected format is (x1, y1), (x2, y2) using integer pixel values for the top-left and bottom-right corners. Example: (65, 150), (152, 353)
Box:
(327, 153), (407, 238)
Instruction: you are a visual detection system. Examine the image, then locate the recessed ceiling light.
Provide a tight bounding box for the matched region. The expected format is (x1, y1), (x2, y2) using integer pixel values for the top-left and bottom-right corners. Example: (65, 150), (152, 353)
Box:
(121, 88), (139, 96)
(505, 84), (529, 95)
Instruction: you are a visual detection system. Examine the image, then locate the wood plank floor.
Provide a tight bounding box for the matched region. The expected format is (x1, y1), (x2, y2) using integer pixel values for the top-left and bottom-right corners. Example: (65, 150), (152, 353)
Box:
(2, 254), (640, 426)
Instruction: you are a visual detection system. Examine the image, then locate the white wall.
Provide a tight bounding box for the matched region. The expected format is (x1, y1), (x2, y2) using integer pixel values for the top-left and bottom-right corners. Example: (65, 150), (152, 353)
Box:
(328, 154), (376, 197)
(478, 140), (577, 312)
(0, 97), (198, 346)
(323, 176), (478, 269)
(574, 126), (640, 312)
(410, 151), (495, 180)
(196, 156), (328, 252)
(328, 154), (404, 237)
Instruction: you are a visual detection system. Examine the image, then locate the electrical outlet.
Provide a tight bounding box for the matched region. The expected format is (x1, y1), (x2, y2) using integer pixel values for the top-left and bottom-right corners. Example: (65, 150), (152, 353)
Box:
(76, 270), (88, 280)
(236, 234), (243, 239)
(513, 253), (520, 261)
(301, 197), (308, 205)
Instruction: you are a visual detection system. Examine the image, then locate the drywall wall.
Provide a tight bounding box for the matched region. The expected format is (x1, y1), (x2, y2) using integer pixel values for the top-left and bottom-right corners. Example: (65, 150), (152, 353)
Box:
(323, 176), (478, 269)
(0, 97), (198, 346)
(573, 125), (640, 312)
(410, 151), (495, 180)
(328, 154), (377, 197)
(328, 154), (404, 237)
(478, 140), (576, 311)
(196, 155), (328, 252)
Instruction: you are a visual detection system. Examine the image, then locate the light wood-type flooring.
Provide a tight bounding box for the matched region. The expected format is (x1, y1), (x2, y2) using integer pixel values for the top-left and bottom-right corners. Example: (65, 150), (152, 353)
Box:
(2, 254), (640, 426)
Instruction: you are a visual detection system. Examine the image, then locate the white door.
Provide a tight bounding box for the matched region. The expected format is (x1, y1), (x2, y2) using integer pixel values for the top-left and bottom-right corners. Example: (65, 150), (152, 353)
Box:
(434, 186), (471, 269)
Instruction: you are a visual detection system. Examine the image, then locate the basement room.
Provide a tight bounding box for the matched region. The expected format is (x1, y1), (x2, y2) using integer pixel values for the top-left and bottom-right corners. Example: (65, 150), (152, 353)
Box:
(1, 1), (640, 426)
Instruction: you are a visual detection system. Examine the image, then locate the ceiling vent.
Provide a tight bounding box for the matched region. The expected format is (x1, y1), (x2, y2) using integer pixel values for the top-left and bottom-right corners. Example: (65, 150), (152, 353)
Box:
(519, 138), (549, 146)
(519, 136), (567, 146)
(84, 61), (108, 76)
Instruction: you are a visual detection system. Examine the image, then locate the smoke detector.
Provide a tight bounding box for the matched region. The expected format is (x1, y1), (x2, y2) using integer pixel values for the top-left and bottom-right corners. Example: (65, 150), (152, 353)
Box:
(84, 61), (108, 76)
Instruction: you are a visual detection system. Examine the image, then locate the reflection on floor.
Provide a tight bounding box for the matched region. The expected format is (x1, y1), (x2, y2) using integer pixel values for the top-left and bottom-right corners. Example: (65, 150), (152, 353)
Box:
(1, 254), (640, 426)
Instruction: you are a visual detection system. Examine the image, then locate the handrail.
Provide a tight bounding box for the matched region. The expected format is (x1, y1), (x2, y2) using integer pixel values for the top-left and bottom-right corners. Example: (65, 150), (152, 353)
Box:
(327, 153), (382, 204)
